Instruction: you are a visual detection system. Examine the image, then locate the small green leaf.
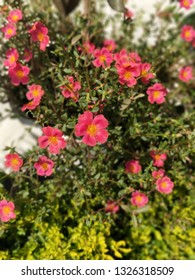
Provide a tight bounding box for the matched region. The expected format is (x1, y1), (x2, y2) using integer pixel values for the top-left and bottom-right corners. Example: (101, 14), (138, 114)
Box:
(107, 0), (125, 12)
(134, 205), (150, 214)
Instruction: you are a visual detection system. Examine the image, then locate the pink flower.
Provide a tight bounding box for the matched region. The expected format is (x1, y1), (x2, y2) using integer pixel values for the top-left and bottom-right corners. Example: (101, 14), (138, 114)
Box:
(74, 111), (109, 146)
(21, 98), (41, 111)
(3, 48), (19, 68)
(5, 153), (23, 172)
(23, 49), (33, 62)
(179, 0), (193, 9)
(92, 47), (113, 68)
(1, 23), (17, 39)
(125, 160), (142, 174)
(105, 201), (119, 213)
(139, 63), (154, 84)
(28, 21), (50, 51)
(179, 66), (193, 83)
(103, 40), (117, 52)
(117, 66), (139, 87)
(181, 25), (194, 42)
(156, 176), (174, 194)
(26, 84), (45, 100)
(60, 76), (81, 102)
(130, 191), (149, 208)
(124, 9), (134, 20)
(0, 200), (16, 222)
(152, 169), (165, 179)
(8, 63), (30, 86)
(150, 150), (167, 167)
(7, 9), (23, 23)
(146, 83), (168, 104)
(38, 126), (67, 154)
(82, 41), (95, 54)
(34, 156), (54, 176)
(129, 52), (141, 63)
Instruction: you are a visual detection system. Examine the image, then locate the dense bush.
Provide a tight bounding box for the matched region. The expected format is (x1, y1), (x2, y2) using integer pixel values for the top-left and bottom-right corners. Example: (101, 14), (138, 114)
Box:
(0, 0), (194, 259)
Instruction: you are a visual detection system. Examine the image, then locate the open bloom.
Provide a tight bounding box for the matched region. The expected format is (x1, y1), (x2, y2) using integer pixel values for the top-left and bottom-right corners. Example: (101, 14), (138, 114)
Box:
(5, 153), (23, 172)
(8, 63), (30, 86)
(28, 21), (50, 51)
(23, 49), (33, 62)
(0, 200), (16, 222)
(7, 9), (23, 23)
(139, 63), (154, 84)
(103, 39), (117, 52)
(125, 160), (142, 174)
(146, 83), (167, 104)
(152, 169), (165, 179)
(181, 25), (194, 42)
(34, 156), (54, 176)
(3, 48), (19, 68)
(26, 84), (45, 100)
(179, 66), (193, 83)
(105, 201), (119, 214)
(60, 76), (81, 102)
(92, 47), (113, 68)
(21, 98), (41, 111)
(179, 0), (193, 9)
(38, 126), (67, 154)
(156, 176), (174, 194)
(82, 41), (95, 54)
(1, 23), (16, 39)
(130, 191), (148, 208)
(75, 111), (109, 146)
(150, 150), (167, 167)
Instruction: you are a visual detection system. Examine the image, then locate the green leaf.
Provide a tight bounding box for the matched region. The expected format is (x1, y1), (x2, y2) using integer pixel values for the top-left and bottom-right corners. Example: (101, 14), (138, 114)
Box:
(134, 205), (151, 214)
(120, 204), (132, 213)
(107, 0), (125, 12)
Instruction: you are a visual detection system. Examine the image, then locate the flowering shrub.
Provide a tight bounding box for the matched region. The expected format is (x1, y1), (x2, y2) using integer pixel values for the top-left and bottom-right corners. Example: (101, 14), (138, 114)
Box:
(0, 0), (195, 260)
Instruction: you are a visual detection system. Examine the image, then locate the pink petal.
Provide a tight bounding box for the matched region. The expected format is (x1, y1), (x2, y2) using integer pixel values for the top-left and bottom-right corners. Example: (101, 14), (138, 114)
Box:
(38, 136), (49, 148)
(95, 129), (108, 144)
(93, 115), (108, 129)
(48, 145), (60, 154)
(74, 123), (88, 136)
(78, 111), (93, 123)
(82, 134), (96, 146)
(42, 126), (53, 136)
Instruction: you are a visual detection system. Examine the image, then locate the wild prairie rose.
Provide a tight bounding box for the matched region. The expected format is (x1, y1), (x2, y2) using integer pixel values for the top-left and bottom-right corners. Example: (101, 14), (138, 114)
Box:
(152, 169), (165, 179)
(5, 153), (23, 172)
(28, 21), (50, 51)
(0, 200), (16, 222)
(181, 25), (194, 42)
(179, 0), (193, 9)
(1, 23), (16, 39)
(7, 9), (23, 23)
(105, 201), (119, 213)
(23, 49), (33, 62)
(26, 84), (45, 100)
(156, 176), (174, 194)
(103, 39), (117, 52)
(146, 83), (167, 104)
(38, 126), (67, 154)
(92, 47), (113, 68)
(74, 111), (109, 146)
(150, 150), (167, 167)
(139, 63), (154, 84)
(8, 63), (30, 86)
(130, 191), (148, 208)
(60, 76), (81, 102)
(125, 160), (142, 174)
(179, 66), (193, 83)
(3, 48), (19, 68)
(21, 98), (41, 111)
(34, 156), (54, 176)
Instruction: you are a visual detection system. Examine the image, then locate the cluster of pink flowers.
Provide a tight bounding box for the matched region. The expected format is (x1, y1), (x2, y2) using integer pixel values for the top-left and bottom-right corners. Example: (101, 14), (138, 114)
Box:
(38, 126), (67, 154)
(0, 200), (16, 222)
(150, 150), (174, 194)
(1, 9), (22, 39)
(178, 66), (193, 83)
(22, 84), (45, 111)
(28, 21), (50, 51)
(179, 0), (194, 9)
(60, 76), (81, 102)
(74, 111), (109, 146)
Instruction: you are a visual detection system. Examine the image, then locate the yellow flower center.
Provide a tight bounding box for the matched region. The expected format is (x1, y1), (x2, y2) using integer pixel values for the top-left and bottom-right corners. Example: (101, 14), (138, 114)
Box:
(155, 154), (161, 160)
(3, 206), (11, 215)
(10, 55), (16, 63)
(41, 163), (48, 170)
(135, 196), (143, 203)
(129, 165), (135, 173)
(16, 70), (24, 78)
(32, 89), (39, 97)
(12, 14), (19, 21)
(7, 28), (13, 35)
(99, 55), (106, 62)
(49, 136), (58, 145)
(124, 71), (132, 79)
(37, 32), (44, 41)
(153, 91), (160, 99)
(161, 182), (167, 189)
(11, 158), (19, 166)
(87, 124), (97, 136)
(185, 31), (191, 38)
(183, 0), (190, 7)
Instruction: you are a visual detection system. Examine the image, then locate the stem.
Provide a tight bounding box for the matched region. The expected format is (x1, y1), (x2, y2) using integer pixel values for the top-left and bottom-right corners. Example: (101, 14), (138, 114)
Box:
(84, 0), (90, 18)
